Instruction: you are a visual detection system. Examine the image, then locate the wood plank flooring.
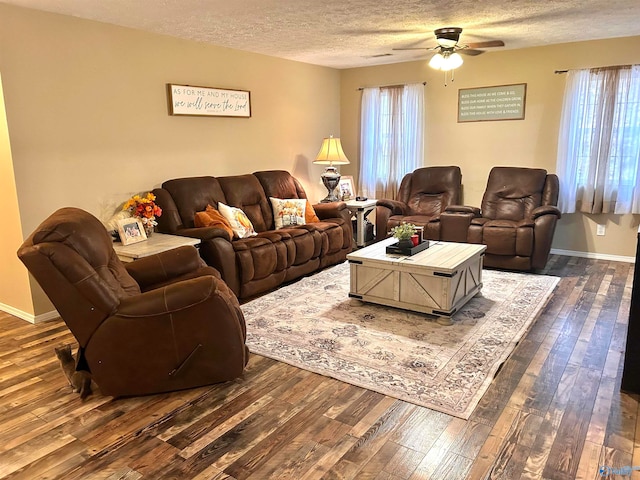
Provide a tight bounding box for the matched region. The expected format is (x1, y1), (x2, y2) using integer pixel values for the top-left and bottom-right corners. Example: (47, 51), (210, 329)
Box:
(0, 254), (636, 479)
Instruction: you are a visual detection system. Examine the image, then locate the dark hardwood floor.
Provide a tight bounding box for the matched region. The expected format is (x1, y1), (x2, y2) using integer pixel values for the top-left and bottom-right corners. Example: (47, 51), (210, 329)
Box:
(0, 255), (636, 479)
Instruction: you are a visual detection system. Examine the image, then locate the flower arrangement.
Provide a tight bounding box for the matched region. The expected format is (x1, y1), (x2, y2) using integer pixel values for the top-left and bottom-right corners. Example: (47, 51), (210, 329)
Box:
(122, 192), (162, 233)
(390, 222), (417, 241)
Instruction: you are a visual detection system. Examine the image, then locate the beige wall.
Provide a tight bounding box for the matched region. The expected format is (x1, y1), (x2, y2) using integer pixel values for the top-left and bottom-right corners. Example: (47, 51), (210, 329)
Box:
(0, 4), (341, 316)
(0, 74), (34, 316)
(340, 36), (640, 259)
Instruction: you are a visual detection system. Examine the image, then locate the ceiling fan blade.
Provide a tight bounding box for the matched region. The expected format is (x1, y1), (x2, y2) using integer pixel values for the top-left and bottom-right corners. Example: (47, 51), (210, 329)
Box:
(392, 47), (431, 51)
(466, 40), (505, 49)
(459, 49), (485, 56)
(364, 53), (394, 58)
(341, 27), (423, 36)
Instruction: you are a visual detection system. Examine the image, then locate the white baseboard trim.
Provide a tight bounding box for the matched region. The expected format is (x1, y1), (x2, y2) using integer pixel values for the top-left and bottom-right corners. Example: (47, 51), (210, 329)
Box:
(0, 303), (59, 324)
(550, 248), (635, 264)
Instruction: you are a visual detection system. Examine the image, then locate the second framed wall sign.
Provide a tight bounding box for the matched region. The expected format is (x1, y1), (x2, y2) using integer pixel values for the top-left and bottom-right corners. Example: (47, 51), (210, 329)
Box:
(167, 84), (251, 117)
(458, 83), (526, 122)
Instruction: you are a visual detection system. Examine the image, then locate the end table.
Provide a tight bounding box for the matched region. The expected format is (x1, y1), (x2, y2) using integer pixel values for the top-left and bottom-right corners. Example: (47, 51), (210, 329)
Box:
(345, 199), (377, 248)
(112, 233), (201, 263)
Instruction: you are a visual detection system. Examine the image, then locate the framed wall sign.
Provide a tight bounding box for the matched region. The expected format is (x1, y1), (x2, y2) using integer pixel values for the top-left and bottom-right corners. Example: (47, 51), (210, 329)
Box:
(458, 83), (526, 122)
(167, 84), (251, 117)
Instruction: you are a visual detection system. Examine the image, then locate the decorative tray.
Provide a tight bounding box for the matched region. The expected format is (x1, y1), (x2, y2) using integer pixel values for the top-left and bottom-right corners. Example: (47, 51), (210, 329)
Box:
(385, 240), (430, 256)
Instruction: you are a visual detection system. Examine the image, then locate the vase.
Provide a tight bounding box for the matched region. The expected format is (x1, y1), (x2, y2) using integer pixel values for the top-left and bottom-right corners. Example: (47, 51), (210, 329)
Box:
(144, 225), (154, 237)
(397, 238), (413, 250)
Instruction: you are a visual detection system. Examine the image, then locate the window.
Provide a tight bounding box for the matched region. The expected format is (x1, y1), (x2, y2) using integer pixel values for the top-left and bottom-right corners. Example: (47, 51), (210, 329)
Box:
(359, 84), (424, 199)
(556, 65), (640, 214)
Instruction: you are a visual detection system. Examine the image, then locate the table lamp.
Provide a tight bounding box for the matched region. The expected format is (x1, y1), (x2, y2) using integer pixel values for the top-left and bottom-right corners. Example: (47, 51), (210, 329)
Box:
(313, 135), (350, 203)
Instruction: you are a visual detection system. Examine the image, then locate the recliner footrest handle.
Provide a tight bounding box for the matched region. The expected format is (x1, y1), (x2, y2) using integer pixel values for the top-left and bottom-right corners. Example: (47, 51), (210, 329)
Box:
(169, 343), (202, 378)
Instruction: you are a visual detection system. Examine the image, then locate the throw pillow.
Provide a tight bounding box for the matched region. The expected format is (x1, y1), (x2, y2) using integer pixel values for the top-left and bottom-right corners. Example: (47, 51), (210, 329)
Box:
(305, 200), (320, 223)
(193, 204), (234, 240)
(270, 198), (307, 229)
(218, 202), (257, 239)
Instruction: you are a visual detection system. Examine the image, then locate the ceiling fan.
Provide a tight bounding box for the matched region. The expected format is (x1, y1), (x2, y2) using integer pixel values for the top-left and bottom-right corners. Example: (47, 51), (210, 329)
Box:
(393, 27), (504, 70)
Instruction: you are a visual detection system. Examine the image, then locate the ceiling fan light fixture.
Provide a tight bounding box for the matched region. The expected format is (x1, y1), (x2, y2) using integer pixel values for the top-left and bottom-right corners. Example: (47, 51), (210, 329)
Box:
(429, 51), (463, 71)
(428, 52), (444, 69)
(442, 52), (463, 71)
(436, 38), (458, 48)
(434, 27), (462, 48)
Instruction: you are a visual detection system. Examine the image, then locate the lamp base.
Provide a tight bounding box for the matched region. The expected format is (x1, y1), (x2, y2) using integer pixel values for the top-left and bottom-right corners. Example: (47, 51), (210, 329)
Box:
(319, 167), (341, 203)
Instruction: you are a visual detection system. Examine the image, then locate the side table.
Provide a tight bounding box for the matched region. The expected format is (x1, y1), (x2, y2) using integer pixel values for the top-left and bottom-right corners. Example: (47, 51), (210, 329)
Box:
(112, 233), (201, 263)
(345, 199), (377, 248)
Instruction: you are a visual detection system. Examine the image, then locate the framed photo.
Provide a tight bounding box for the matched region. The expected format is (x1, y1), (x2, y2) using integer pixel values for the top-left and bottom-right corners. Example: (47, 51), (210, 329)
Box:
(167, 84), (251, 117)
(339, 176), (355, 200)
(117, 217), (147, 245)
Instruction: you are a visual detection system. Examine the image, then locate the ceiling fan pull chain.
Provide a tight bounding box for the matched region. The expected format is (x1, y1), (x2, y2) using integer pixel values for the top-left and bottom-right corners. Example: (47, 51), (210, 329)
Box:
(443, 69), (456, 87)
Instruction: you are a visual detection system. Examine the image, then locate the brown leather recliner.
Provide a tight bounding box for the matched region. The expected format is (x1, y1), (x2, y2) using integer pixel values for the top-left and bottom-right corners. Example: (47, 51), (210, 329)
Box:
(375, 166), (462, 241)
(17, 207), (249, 398)
(440, 167), (561, 271)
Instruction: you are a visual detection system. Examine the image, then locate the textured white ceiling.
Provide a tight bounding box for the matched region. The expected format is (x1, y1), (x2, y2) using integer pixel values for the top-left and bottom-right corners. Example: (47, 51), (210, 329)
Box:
(3, 0), (640, 68)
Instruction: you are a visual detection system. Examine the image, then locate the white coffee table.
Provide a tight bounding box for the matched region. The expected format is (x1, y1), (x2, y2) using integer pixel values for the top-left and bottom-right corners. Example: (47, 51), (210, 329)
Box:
(347, 237), (486, 323)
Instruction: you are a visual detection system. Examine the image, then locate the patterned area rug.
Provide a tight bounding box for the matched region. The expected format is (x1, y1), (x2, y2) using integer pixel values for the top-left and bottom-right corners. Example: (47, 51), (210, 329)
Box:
(241, 262), (559, 419)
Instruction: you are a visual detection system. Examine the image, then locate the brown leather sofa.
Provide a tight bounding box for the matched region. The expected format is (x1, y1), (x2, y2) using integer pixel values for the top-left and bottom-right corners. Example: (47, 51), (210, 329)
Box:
(439, 166), (561, 271)
(152, 170), (352, 299)
(375, 166), (462, 241)
(17, 207), (249, 398)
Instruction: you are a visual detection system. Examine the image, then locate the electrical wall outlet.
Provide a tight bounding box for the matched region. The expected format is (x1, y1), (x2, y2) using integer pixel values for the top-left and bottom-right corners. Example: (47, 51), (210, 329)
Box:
(596, 224), (606, 236)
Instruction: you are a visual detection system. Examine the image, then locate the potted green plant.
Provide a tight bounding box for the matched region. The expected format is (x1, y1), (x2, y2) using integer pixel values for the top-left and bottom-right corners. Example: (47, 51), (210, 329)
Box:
(390, 222), (417, 249)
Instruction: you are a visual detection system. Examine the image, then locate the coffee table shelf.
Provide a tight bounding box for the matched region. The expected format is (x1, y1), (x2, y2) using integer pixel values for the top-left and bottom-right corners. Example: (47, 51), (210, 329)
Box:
(347, 238), (486, 321)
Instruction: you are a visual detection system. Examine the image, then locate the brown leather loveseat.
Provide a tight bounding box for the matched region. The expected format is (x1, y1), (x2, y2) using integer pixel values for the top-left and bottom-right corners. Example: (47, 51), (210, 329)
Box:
(153, 170), (352, 299)
(17, 207), (249, 398)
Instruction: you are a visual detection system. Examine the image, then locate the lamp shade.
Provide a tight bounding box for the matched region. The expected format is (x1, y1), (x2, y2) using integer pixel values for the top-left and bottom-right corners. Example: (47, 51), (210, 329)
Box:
(313, 136), (350, 166)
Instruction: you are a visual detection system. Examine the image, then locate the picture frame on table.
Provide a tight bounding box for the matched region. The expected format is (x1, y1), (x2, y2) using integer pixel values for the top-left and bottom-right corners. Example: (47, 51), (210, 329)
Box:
(117, 217), (147, 245)
(339, 176), (355, 201)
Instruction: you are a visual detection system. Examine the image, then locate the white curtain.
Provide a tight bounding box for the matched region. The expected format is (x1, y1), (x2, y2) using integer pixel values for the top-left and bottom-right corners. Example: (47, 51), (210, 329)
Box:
(359, 83), (425, 199)
(556, 65), (640, 214)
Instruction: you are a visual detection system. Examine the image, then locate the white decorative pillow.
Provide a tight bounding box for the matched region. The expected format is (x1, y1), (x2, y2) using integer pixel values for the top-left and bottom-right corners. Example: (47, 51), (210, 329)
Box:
(217, 202), (257, 239)
(104, 210), (132, 232)
(270, 197), (307, 229)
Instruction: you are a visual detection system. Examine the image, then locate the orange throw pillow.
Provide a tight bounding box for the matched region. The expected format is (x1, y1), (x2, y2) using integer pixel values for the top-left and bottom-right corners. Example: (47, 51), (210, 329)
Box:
(194, 204), (234, 240)
(305, 200), (320, 223)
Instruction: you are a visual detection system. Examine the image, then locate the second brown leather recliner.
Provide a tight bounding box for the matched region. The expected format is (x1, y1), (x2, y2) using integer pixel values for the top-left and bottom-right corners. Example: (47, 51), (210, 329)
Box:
(439, 166), (561, 271)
